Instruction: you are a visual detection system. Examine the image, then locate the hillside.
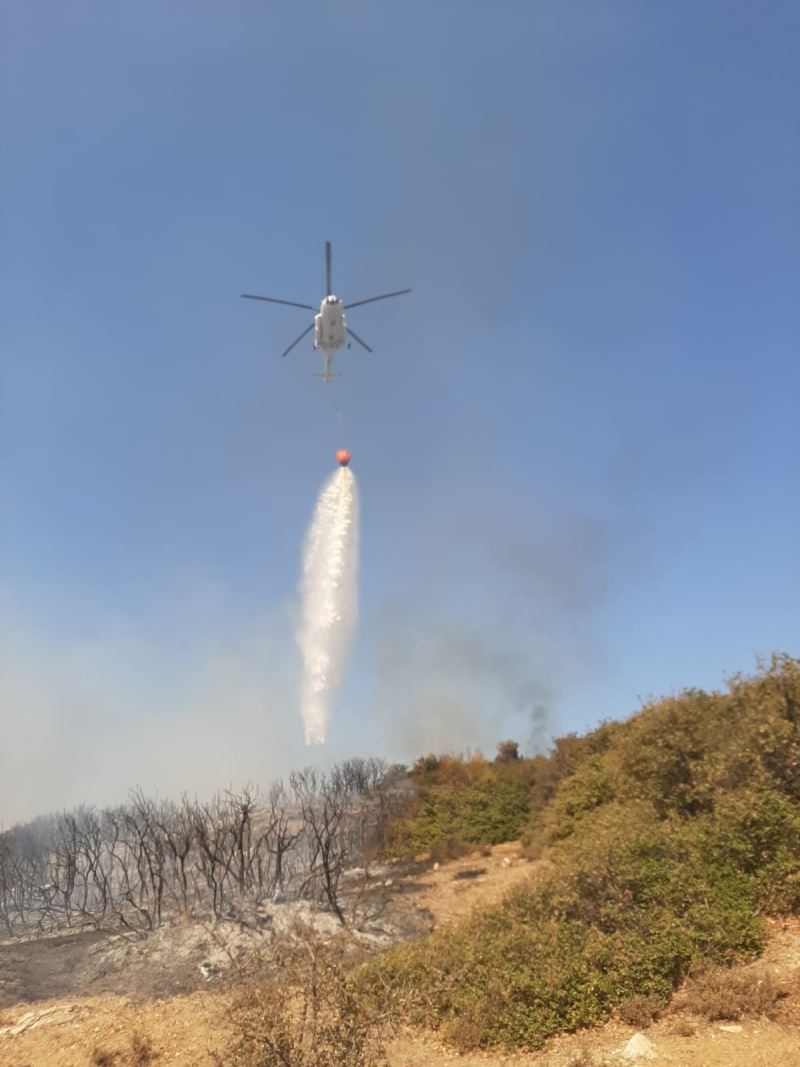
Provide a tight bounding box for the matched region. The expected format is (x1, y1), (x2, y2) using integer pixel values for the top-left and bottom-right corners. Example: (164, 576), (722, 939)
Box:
(1, 655), (800, 1065)
(368, 655), (800, 1052)
(1, 853), (800, 1065)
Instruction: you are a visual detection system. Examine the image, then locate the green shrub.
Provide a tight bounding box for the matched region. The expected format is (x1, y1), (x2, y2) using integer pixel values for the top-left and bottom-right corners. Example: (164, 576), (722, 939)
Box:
(389, 773), (529, 856)
(368, 658), (800, 1051)
(696, 788), (800, 913)
(611, 691), (723, 817)
(368, 813), (765, 1049)
(545, 757), (615, 840)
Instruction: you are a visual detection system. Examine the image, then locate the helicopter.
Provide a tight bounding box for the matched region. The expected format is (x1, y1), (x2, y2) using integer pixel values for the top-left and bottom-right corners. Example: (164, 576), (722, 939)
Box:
(241, 242), (411, 382)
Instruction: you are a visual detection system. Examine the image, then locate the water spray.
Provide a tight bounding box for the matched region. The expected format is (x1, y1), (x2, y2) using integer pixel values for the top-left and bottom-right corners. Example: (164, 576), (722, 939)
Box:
(296, 452), (359, 744)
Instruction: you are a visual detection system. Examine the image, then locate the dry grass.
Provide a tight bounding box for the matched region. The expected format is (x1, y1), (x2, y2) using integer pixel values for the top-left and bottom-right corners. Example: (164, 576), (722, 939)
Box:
(678, 966), (785, 1021)
(668, 1016), (698, 1036)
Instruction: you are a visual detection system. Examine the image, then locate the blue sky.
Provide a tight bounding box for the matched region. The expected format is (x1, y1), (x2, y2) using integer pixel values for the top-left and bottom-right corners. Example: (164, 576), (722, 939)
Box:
(1, 2), (798, 823)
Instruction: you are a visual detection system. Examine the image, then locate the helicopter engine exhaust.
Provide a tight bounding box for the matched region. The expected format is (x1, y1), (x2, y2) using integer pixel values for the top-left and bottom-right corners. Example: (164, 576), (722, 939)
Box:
(296, 462), (359, 745)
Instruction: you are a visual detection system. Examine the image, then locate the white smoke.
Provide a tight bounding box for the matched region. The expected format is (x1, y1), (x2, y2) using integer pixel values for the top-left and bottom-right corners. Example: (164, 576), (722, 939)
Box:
(297, 466), (360, 745)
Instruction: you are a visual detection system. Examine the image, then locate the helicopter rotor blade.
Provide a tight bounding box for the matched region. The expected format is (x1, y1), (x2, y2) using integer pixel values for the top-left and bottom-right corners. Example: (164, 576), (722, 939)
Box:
(325, 241), (332, 296)
(241, 294), (315, 310)
(281, 322), (315, 358)
(346, 327), (373, 353)
(343, 288), (412, 310)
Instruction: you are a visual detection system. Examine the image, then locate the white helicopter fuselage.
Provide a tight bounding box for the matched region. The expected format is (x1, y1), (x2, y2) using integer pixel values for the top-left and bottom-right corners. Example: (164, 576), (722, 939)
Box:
(315, 295), (347, 357)
(313, 295), (347, 382)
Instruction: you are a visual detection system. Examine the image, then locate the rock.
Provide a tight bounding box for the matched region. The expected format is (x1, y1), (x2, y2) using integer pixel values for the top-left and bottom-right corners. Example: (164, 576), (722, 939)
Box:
(718, 1024), (743, 1033)
(383, 878), (393, 888)
(619, 1032), (656, 1060)
(501, 857), (511, 868)
(433, 862), (440, 872)
(0, 1005), (76, 1037)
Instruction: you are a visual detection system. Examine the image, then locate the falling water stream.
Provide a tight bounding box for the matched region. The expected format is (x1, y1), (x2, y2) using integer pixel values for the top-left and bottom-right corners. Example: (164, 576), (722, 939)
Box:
(296, 466), (359, 744)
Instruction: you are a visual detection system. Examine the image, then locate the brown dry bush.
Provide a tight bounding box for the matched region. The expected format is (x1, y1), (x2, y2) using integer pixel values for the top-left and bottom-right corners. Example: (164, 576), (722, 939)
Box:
(224, 928), (391, 1067)
(428, 838), (473, 864)
(679, 966), (785, 1020)
(91, 1049), (117, 1067)
(445, 1005), (487, 1053)
(129, 1031), (158, 1064)
(566, 1050), (608, 1067)
(669, 1017), (697, 1037)
(616, 993), (663, 1028)
(495, 740), (520, 763)
(91, 1033), (158, 1066)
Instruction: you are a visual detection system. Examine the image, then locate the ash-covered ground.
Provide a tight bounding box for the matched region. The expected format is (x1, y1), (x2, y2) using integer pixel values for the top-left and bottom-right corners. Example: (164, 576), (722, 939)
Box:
(0, 860), (434, 1008)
